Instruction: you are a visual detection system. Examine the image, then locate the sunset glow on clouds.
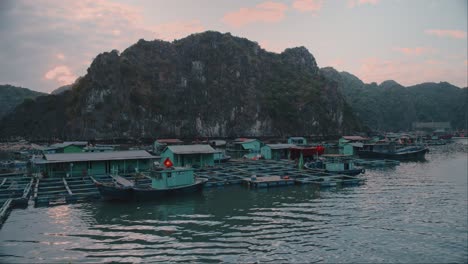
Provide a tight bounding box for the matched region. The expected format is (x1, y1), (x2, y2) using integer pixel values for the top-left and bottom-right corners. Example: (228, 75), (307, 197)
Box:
(393, 47), (436, 56)
(44, 65), (77, 85)
(425, 29), (467, 39)
(222, 2), (288, 28)
(0, 0), (466, 92)
(292, 0), (323, 13)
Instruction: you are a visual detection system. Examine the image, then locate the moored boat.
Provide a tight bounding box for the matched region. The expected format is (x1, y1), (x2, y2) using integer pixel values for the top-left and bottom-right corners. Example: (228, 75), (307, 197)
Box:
(304, 154), (365, 176)
(357, 143), (428, 160)
(92, 163), (207, 201)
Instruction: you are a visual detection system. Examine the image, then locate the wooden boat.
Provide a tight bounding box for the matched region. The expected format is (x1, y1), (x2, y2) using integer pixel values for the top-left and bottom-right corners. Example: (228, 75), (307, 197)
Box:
(91, 175), (133, 201)
(92, 167), (207, 201)
(357, 143), (428, 160)
(304, 154), (365, 176)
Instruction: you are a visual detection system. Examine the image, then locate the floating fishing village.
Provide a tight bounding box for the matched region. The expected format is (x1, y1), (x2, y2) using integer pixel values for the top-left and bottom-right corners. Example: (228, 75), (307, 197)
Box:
(1, 124), (466, 227)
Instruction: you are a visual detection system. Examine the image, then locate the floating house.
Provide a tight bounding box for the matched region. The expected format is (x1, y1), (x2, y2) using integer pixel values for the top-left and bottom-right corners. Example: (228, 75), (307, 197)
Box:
(338, 136), (370, 155)
(288, 137), (307, 145)
(32, 150), (157, 177)
(230, 138), (262, 152)
(83, 144), (118, 152)
(42, 141), (88, 154)
(160, 145), (216, 167)
(153, 139), (183, 154)
(261, 144), (296, 160)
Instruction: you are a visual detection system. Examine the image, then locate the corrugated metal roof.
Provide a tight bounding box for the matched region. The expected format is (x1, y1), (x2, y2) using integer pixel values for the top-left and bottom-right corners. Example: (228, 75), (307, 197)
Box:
(342, 136), (369, 141)
(40, 150), (156, 164)
(233, 139), (259, 145)
(49, 141), (88, 149)
(156, 139), (183, 144)
(167, 145), (216, 154)
(266, 144), (296, 149)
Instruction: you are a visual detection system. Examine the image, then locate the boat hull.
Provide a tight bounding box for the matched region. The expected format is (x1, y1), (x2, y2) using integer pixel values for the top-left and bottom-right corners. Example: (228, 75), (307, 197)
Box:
(95, 179), (207, 201)
(95, 182), (133, 201)
(357, 148), (428, 161)
(133, 179), (207, 201)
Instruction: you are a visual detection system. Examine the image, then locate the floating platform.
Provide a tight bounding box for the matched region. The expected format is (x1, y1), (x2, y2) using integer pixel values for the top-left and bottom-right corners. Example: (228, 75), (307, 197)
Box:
(194, 159), (365, 189)
(354, 159), (400, 167)
(34, 175), (102, 207)
(0, 175), (34, 227)
(243, 175), (295, 188)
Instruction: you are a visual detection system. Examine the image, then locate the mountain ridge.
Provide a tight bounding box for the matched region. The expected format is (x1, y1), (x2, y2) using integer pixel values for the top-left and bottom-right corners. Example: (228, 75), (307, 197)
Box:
(0, 31), (361, 140)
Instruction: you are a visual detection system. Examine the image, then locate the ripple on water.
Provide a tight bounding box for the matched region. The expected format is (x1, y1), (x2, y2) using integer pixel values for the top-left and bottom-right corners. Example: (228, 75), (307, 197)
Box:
(0, 147), (467, 263)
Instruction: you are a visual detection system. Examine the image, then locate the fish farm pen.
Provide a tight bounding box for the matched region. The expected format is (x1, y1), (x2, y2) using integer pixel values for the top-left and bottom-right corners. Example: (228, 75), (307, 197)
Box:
(0, 158), (401, 228)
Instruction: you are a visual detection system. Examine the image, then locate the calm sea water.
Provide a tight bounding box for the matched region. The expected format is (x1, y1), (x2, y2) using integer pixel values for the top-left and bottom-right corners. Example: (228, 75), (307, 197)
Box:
(1, 143), (467, 263)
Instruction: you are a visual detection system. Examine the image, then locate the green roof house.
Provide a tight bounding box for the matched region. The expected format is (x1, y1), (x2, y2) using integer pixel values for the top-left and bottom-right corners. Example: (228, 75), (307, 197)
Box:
(42, 141), (88, 154)
(160, 145), (216, 167)
(261, 144), (295, 160)
(32, 150), (157, 178)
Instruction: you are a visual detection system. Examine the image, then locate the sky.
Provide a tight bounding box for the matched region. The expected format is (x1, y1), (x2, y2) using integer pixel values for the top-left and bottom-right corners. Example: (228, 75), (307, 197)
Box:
(0, 0), (466, 93)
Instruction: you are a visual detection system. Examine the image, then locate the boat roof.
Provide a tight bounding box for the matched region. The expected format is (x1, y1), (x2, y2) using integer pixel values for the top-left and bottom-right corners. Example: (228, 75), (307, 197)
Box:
(342, 136), (370, 141)
(156, 139), (183, 144)
(167, 144), (216, 154)
(34, 150), (157, 164)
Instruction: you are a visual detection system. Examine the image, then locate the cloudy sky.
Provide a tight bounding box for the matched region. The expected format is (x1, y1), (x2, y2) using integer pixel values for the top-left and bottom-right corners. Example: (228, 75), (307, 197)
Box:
(0, 0), (466, 93)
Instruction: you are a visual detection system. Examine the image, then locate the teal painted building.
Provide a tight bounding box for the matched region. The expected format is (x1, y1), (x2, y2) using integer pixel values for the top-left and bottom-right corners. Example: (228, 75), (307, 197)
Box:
(261, 144), (295, 160)
(160, 145), (216, 167)
(32, 150), (157, 177)
(150, 167), (195, 189)
(231, 139), (262, 152)
(288, 137), (307, 145)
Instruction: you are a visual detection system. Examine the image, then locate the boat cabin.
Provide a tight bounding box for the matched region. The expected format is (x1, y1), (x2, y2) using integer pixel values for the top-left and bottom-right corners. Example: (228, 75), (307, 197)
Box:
(320, 154), (357, 172)
(160, 144), (216, 167)
(150, 167), (195, 189)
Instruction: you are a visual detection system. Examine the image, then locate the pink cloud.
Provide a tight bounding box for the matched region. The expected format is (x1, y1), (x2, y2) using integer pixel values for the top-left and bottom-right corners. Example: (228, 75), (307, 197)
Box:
(222, 1), (288, 28)
(425, 29), (467, 39)
(393, 47), (435, 56)
(355, 57), (467, 87)
(56, 53), (65, 60)
(44, 65), (77, 85)
(292, 0), (323, 13)
(348, 0), (379, 8)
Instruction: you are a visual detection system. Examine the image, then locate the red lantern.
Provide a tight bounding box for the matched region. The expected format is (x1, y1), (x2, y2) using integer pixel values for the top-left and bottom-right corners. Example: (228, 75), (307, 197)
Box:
(163, 158), (173, 168)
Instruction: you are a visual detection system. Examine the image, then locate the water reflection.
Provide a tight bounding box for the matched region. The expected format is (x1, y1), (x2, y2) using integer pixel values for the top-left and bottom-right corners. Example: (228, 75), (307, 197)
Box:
(0, 145), (467, 263)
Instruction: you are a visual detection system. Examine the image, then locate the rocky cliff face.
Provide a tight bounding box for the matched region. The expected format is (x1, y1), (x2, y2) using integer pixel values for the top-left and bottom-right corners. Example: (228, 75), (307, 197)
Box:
(321, 67), (468, 131)
(1, 31), (360, 140)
